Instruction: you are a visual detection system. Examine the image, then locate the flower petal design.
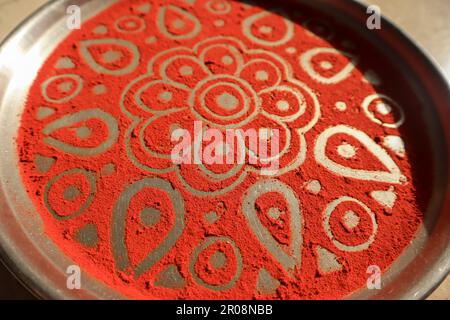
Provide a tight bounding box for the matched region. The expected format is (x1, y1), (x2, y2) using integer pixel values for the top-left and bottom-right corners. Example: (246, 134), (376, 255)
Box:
(111, 177), (185, 277)
(157, 5), (201, 40)
(199, 43), (244, 75)
(242, 179), (303, 275)
(314, 125), (406, 184)
(300, 47), (358, 84)
(41, 74), (83, 103)
(44, 168), (96, 220)
(160, 54), (211, 89)
(240, 58), (282, 92)
(80, 38), (140, 75)
(259, 85), (305, 122)
(242, 10), (294, 47)
(126, 110), (196, 172)
(189, 75), (260, 128)
(42, 109), (119, 156)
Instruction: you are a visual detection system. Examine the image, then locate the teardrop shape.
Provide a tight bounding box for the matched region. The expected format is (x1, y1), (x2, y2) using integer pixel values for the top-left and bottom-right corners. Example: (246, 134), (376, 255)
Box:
(242, 10), (294, 46)
(135, 80), (189, 114)
(300, 48), (358, 84)
(111, 177), (185, 277)
(44, 168), (96, 220)
(157, 5), (201, 40)
(42, 109), (119, 156)
(362, 94), (405, 128)
(80, 38), (140, 75)
(41, 74), (83, 103)
(200, 43), (244, 75)
(242, 179), (303, 276)
(314, 125), (406, 184)
(114, 15), (146, 33)
(189, 236), (242, 291)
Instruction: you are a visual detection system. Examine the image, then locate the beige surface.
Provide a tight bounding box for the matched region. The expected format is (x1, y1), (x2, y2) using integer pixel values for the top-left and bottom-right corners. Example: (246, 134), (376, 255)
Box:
(0, 0), (448, 299)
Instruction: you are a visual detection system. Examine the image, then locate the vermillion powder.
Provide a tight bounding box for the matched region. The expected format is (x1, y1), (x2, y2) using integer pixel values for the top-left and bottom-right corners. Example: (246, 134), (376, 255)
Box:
(17, 0), (432, 299)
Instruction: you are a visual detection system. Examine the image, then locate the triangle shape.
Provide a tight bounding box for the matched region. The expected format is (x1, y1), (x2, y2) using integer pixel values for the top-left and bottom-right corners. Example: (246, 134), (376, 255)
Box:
(371, 187), (396, 209)
(316, 246), (342, 274)
(256, 268), (280, 295)
(154, 265), (185, 289)
(55, 57), (75, 69)
(34, 154), (55, 173)
(36, 106), (55, 120)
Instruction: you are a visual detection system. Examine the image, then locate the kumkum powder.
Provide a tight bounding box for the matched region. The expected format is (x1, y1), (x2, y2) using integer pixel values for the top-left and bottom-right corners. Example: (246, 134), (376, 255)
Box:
(17, 0), (432, 299)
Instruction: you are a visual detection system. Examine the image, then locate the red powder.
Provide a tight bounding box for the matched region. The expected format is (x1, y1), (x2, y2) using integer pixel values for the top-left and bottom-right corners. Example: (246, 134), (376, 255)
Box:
(17, 0), (432, 299)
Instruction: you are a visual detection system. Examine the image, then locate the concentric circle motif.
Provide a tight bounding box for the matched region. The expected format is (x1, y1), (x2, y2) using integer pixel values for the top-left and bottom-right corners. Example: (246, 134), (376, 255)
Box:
(17, 0), (431, 299)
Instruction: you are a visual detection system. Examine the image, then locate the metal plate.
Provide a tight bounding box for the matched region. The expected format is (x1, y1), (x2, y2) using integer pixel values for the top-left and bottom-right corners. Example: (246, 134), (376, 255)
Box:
(0, 0), (448, 299)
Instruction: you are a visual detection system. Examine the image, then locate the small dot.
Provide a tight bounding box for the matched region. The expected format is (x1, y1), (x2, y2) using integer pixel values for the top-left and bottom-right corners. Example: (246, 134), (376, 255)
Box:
(214, 19), (225, 27)
(210, 251), (227, 269)
(101, 163), (116, 176)
(159, 91), (173, 102)
(383, 135), (405, 157)
(172, 18), (185, 29)
(93, 84), (106, 95)
(221, 55), (233, 65)
(276, 100), (290, 111)
(305, 180), (321, 194)
(268, 207), (284, 220)
(320, 61), (333, 70)
(126, 21), (137, 28)
(205, 211), (218, 224)
(145, 36), (157, 44)
(57, 81), (73, 92)
(216, 3), (225, 10)
(102, 50), (122, 63)
(217, 92), (238, 110)
(335, 101), (347, 111)
(343, 210), (360, 229)
(180, 65), (193, 76)
(337, 143), (356, 159)
(286, 47), (296, 54)
(63, 185), (81, 201)
(75, 126), (92, 139)
(140, 207), (161, 227)
(376, 102), (392, 115)
(255, 70), (269, 81)
(259, 25), (273, 34)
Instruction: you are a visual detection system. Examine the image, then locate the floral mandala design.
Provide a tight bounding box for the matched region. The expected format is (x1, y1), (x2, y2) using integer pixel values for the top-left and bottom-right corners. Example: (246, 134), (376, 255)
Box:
(121, 36), (320, 195)
(15, 0), (428, 300)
